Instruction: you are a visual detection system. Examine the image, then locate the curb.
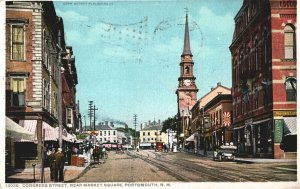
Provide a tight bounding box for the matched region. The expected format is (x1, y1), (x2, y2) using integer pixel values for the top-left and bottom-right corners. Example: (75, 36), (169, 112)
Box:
(64, 163), (92, 183)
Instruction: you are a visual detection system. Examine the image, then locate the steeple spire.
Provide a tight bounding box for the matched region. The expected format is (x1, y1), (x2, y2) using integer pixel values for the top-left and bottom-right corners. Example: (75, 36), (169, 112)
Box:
(182, 13), (192, 56)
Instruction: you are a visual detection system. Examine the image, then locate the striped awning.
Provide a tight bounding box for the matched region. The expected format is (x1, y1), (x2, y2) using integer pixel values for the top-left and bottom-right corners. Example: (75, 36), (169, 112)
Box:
(42, 121), (58, 141)
(283, 117), (297, 135)
(19, 120), (58, 142)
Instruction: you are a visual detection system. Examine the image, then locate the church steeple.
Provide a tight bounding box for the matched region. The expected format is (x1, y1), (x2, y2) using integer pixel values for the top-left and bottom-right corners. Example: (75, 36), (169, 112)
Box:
(182, 14), (192, 56)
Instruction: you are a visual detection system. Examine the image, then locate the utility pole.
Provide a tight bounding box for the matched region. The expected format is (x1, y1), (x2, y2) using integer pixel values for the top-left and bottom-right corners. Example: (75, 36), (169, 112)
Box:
(133, 114), (137, 148)
(93, 104), (98, 131)
(88, 101), (93, 131)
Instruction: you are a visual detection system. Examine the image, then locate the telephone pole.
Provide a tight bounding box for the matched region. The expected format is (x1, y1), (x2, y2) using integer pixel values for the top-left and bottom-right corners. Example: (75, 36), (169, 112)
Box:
(93, 105), (98, 131)
(88, 101), (93, 131)
(133, 114), (137, 148)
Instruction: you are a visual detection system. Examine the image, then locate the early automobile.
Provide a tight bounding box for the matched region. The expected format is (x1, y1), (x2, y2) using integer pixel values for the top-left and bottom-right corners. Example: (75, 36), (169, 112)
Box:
(213, 145), (237, 161)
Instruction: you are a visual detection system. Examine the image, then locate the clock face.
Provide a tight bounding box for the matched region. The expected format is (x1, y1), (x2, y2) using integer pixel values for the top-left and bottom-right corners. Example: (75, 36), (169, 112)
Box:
(183, 79), (191, 86)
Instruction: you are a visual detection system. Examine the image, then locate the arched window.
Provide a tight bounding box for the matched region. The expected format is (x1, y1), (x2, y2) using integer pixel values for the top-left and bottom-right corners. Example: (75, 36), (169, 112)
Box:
(254, 39), (259, 70)
(185, 66), (190, 74)
(285, 77), (297, 101)
(284, 24), (296, 59)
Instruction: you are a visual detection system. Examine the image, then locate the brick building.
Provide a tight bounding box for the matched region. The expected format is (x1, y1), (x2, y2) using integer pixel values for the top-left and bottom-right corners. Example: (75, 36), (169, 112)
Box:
(190, 83), (232, 153)
(5, 1), (79, 168)
(230, 0), (296, 158)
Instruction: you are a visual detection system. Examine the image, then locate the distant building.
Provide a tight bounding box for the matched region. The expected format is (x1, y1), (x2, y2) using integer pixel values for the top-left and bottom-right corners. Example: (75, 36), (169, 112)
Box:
(96, 121), (117, 144)
(139, 120), (167, 148)
(230, 0), (297, 158)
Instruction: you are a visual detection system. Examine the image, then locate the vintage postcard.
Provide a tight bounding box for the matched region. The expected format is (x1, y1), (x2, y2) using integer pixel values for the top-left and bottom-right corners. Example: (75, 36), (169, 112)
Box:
(1, 0), (298, 189)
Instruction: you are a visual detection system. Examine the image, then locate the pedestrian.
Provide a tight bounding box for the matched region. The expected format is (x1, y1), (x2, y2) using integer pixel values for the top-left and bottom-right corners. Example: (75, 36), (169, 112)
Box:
(54, 148), (65, 182)
(48, 148), (56, 181)
(102, 147), (107, 159)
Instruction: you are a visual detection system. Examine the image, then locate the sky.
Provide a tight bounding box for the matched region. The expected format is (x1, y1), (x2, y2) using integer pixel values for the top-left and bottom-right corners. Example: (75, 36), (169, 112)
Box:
(53, 0), (243, 129)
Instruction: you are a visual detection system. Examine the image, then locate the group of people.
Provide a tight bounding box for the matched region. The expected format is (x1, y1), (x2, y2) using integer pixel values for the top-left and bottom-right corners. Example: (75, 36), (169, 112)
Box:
(47, 148), (65, 182)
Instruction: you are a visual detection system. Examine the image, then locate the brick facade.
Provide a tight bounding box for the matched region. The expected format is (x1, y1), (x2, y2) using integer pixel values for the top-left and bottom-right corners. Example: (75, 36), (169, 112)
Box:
(230, 0), (296, 158)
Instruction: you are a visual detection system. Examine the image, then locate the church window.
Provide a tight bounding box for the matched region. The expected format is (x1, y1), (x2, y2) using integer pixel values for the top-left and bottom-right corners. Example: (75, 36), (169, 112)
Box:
(284, 24), (296, 59)
(185, 66), (190, 74)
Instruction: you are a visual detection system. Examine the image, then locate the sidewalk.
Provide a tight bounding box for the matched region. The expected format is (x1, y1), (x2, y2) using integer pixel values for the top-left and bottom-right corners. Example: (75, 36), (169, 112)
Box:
(6, 163), (91, 183)
(186, 150), (297, 164)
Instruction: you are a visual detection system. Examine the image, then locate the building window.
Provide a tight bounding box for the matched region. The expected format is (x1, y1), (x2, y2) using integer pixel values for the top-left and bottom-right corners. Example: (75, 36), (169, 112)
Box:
(104, 131), (106, 136)
(285, 78), (297, 101)
(254, 87), (259, 109)
(143, 138), (146, 142)
(148, 132), (150, 136)
(148, 138), (150, 142)
(100, 131), (102, 136)
(143, 132), (145, 136)
(284, 25), (296, 59)
(11, 77), (26, 106)
(104, 138), (106, 141)
(151, 138), (153, 141)
(11, 24), (25, 61)
(113, 131), (116, 135)
(155, 132), (157, 135)
(255, 40), (259, 70)
(66, 108), (73, 124)
(108, 131), (111, 136)
(43, 79), (50, 110)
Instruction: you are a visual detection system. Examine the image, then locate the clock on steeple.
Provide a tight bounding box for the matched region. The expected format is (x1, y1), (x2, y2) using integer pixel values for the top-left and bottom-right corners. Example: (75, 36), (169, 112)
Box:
(176, 13), (198, 116)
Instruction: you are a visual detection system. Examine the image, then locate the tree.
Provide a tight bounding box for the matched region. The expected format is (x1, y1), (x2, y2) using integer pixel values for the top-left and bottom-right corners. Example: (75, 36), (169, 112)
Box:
(161, 115), (177, 133)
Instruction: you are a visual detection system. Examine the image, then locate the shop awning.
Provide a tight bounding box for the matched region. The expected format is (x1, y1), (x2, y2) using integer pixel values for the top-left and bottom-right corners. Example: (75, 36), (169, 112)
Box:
(283, 117), (297, 135)
(19, 120), (58, 142)
(6, 117), (35, 140)
(186, 133), (195, 142)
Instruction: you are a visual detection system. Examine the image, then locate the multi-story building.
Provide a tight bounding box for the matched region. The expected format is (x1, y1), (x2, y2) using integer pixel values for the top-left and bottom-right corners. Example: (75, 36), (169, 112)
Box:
(61, 46), (79, 133)
(204, 94), (233, 150)
(176, 14), (198, 149)
(96, 121), (118, 144)
(190, 83), (231, 153)
(230, 0), (297, 158)
(139, 120), (168, 148)
(5, 1), (78, 168)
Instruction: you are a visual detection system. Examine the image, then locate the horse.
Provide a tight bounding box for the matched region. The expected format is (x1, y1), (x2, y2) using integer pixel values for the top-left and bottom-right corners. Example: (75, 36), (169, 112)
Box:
(92, 146), (100, 163)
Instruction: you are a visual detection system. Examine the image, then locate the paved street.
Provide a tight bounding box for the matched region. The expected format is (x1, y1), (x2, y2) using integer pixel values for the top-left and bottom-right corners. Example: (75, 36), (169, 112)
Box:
(74, 150), (297, 182)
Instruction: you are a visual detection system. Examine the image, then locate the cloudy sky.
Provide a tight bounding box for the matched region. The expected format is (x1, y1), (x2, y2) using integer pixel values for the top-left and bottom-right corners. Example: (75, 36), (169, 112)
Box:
(54, 0), (243, 128)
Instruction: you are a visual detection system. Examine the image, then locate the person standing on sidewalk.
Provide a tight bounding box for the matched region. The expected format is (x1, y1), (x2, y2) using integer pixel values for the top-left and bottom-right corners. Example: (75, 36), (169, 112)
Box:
(54, 148), (65, 182)
(48, 148), (56, 181)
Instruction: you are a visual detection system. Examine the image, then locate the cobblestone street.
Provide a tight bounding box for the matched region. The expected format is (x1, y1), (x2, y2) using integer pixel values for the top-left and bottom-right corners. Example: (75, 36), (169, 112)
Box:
(75, 150), (297, 182)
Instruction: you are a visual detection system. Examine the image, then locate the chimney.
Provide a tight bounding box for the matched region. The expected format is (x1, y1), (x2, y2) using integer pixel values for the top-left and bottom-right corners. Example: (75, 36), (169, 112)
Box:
(158, 119), (160, 125)
(148, 120), (151, 125)
(140, 123), (143, 130)
(217, 82), (221, 86)
(125, 124), (128, 129)
(105, 121), (108, 125)
(110, 122), (114, 127)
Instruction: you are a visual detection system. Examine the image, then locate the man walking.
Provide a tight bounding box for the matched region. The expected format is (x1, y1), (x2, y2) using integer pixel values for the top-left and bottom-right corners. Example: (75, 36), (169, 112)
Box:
(54, 148), (65, 182)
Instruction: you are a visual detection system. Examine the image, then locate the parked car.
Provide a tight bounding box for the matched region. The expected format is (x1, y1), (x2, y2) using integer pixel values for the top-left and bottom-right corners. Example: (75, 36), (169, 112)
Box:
(213, 145), (237, 161)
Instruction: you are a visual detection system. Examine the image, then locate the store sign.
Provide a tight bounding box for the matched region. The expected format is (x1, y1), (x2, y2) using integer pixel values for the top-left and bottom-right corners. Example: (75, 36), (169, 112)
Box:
(223, 112), (231, 126)
(274, 119), (284, 143)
